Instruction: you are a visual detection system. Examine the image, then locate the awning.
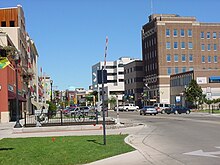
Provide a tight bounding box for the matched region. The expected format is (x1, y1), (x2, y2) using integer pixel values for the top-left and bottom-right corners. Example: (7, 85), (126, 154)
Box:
(8, 91), (27, 102)
(209, 76), (220, 80)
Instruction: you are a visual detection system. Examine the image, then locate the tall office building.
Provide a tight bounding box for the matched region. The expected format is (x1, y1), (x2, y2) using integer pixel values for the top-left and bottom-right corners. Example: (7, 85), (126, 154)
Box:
(92, 57), (138, 106)
(142, 14), (220, 104)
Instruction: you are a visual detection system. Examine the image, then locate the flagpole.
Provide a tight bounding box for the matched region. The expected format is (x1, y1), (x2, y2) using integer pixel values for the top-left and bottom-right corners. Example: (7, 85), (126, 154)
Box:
(102, 36), (108, 145)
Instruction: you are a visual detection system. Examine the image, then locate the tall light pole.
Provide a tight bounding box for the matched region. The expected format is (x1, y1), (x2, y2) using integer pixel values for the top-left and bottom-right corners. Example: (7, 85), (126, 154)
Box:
(116, 95), (120, 125)
(145, 83), (150, 106)
(50, 79), (53, 102)
(14, 51), (22, 128)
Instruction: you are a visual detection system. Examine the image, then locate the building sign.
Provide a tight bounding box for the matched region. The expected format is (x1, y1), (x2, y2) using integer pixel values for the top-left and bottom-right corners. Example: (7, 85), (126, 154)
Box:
(206, 92), (212, 100)
(197, 77), (207, 84)
(176, 96), (181, 103)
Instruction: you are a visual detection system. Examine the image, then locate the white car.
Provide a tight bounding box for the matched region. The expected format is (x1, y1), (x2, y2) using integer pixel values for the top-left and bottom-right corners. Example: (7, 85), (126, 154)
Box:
(118, 104), (139, 111)
(140, 106), (158, 115)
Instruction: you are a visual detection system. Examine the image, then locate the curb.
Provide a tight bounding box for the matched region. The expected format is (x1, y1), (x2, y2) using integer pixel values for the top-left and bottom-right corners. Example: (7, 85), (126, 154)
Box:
(13, 124), (103, 134)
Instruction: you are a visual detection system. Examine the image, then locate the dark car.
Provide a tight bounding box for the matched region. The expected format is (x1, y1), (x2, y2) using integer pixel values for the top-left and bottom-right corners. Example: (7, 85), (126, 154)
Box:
(165, 106), (190, 114)
(140, 106), (158, 115)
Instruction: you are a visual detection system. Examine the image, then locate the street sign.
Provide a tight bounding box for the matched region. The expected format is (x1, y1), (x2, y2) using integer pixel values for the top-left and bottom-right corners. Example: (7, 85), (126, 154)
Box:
(176, 96), (181, 103)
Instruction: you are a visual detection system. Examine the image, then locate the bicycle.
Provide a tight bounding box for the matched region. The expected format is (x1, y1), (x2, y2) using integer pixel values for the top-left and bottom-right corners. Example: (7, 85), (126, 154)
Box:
(73, 110), (85, 122)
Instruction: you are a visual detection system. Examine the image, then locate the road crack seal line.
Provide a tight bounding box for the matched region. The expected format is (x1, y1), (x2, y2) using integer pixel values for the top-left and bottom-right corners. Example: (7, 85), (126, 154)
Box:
(125, 125), (155, 165)
(141, 125), (185, 165)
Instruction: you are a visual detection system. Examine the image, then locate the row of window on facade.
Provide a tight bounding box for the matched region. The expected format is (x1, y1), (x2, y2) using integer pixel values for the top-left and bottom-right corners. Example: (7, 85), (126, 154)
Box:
(171, 76), (192, 87)
(167, 67), (219, 75)
(107, 79), (124, 83)
(167, 67), (193, 75)
(144, 38), (157, 48)
(166, 29), (220, 39)
(166, 54), (218, 63)
(125, 77), (143, 84)
(166, 29), (192, 37)
(125, 88), (143, 96)
(105, 64), (124, 69)
(1, 20), (15, 27)
(107, 72), (124, 76)
(166, 42), (193, 49)
(125, 66), (143, 74)
(166, 42), (220, 51)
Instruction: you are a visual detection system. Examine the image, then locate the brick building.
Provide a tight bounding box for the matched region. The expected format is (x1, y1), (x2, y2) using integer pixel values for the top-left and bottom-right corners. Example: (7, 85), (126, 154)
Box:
(142, 14), (220, 104)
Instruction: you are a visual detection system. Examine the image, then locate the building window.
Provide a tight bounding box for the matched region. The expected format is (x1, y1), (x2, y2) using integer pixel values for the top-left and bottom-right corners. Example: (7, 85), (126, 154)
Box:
(181, 42), (185, 49)
(188, 42), (193, 49)
(107, 80), (117, 83)
(189, 54), (193, 62)
(180, 29), (184, 37)
(214, 56), (218, 63)
(214, 44), (217, 51)
(188, 29), (192, 37)
(118, 64), (124, 67)
(166, 54), (171, 62)
(175, 67), (179, 74)
(202, 56), (205, 63)
(9, 21), (15, 27)
(182, 54), (186, 62)
(213, 32), (217, 39)
(166, 29), (170, 36)
(207, 44), (211, 51)
(106, 66), (117, 69)
(118, 72), (124, 74)
(174, 42), (178, 49)
(207, 32), (210, 39)
(182, 67), (186, 73)
(201, 32), (204, 39)
(208, 56), (211, 63)
(167, 67), (171, 75)
(201, 44), (205, 51)
(174, 54), (178, 62)
(189, 67), (194, 71)
(166, 42), (171, 49)
(173, 29), (178, 37)
(1, 21), (6, 27)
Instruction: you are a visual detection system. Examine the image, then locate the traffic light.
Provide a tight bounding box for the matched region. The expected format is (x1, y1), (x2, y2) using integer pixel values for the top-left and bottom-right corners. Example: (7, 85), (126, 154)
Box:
(97, 69), (107, 84)
(0, 49), (6, 57)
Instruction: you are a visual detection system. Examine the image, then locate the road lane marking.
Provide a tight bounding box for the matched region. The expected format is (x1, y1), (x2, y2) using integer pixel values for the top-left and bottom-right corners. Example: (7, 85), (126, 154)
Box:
(184, 147), (220, 158)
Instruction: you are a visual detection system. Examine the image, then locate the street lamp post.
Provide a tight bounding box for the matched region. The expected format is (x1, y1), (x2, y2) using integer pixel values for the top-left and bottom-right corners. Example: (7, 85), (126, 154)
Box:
(50, 80), (53, 102)
(14, 51), (22, 128)
(145, 83), (150, 106)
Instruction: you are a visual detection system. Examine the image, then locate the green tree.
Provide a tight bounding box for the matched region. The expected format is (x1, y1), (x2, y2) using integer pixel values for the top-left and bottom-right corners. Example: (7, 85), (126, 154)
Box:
(185, 79), (203, 109)
(108, 96), (117, 109)
(204, 98), (213, 111)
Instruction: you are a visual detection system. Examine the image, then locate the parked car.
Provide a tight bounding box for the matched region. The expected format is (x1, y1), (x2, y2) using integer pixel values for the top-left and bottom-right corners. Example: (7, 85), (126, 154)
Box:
(165, 106), (190, 114)
(153, 103), (170, 114)
(62, 107), (71, 114)
(118, 104), (139, 111)
(69, 106), (90, 116)
(140, 106), (158, 115)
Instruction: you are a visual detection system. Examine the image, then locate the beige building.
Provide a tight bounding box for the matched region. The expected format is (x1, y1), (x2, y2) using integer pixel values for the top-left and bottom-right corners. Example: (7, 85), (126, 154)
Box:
(124, 60), (144, 107)
(170, 70), (220, 106)
(142, 14), (220, 104)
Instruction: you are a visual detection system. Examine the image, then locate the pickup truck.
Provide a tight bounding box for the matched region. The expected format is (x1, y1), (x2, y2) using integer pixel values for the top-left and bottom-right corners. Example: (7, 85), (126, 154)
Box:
(118, 104), (139, 111)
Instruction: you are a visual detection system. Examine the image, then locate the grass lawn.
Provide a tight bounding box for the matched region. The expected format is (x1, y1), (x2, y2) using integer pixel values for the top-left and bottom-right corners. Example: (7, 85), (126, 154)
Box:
(0, 135), (134, 165)
(194, 109), (220, 114)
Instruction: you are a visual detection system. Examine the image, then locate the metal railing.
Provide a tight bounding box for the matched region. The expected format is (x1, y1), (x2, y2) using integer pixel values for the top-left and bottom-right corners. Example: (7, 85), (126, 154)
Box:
(24, 110), (114, 127)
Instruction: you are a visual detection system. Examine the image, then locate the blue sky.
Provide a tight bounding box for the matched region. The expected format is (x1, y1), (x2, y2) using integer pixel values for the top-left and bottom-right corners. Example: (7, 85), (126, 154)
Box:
(1, 0), (220, 90)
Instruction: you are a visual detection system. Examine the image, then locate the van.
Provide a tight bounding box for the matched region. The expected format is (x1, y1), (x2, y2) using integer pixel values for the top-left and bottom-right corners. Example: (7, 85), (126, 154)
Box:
(153, 103), (170, 114)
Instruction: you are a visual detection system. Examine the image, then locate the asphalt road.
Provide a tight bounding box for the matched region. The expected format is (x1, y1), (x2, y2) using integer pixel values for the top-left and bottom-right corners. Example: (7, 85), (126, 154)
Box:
(108, 111), (220, 165)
